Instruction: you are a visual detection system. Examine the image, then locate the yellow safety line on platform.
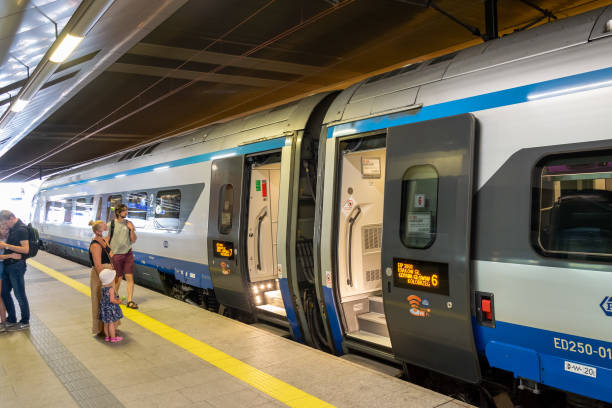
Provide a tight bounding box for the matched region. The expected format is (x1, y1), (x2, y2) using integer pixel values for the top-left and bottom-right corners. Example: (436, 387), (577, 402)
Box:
(27, 259), (334, 408)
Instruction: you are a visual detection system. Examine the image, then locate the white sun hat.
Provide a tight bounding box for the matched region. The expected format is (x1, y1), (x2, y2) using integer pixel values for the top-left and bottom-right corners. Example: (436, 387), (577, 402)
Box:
(99, 269), (116, 285)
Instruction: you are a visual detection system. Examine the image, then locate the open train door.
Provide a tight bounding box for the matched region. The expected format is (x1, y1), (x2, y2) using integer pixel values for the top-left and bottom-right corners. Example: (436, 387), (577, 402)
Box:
(381, 113), (481, 383)
(208, 155), (253, 313)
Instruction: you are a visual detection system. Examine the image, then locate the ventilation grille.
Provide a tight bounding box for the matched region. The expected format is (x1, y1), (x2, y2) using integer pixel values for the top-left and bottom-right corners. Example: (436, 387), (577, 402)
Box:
(366, 269), (381, 282)
(362, 224), (382, 251)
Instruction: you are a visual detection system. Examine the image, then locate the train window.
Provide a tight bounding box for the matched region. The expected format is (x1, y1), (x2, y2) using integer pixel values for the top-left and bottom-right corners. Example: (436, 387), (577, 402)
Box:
(46, 201), (63, 224)
(63, 199), (73, 224)
(127, 192), (148, 228)
(218, 184), (233, 234)
(106, 195), (122, 221)
(74, 197), (93, 226)
(535, 153), (612, 259)
(154, 189), (180, 230)
(400, 165), (438, 249)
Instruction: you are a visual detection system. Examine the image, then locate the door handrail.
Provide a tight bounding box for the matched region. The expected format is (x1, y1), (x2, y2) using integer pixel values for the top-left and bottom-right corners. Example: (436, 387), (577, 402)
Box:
(256, 207), (267, 271)
(346, 205), (361, 287)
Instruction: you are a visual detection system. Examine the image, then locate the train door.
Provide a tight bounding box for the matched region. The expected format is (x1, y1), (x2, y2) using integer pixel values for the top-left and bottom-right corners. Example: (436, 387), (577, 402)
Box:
(207, 155), (252, 313)
(246, 159), (286, 318)
(336, 143), (389, 348)
(381, 113), (480, 383)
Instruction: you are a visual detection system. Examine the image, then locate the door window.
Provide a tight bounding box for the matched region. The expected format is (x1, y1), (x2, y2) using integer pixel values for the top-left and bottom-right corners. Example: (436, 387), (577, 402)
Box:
(400, 165), (439, 249)
(127, 192), (148, 228)
(219, 184), (234, 234)
(535, 153), (612, 259)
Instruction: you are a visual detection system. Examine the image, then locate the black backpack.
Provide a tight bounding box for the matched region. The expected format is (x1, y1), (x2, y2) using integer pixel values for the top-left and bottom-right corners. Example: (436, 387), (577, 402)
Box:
(25, 223), (40, 259)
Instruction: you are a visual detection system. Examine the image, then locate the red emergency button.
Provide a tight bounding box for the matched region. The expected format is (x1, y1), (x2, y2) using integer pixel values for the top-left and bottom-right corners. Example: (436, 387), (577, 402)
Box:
(481, 298), (492, 321)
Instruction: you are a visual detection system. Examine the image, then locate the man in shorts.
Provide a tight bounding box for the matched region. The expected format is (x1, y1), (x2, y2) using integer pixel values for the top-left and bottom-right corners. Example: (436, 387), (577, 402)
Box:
(108, 204), (139, 309)
(0, 210), (30, 330)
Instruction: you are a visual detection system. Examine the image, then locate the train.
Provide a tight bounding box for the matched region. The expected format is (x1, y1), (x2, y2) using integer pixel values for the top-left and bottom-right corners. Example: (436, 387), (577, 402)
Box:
(30, 6), (612, 407)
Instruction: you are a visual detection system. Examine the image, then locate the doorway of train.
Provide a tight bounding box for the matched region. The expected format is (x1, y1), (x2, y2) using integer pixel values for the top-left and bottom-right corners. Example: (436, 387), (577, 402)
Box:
(244, 151), (287, 325)
(331, 132), (391, 349)
(207, 149), (295, 330)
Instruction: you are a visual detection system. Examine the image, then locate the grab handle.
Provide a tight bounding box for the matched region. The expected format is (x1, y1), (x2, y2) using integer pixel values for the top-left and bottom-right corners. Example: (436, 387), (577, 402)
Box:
(346, 206), (361, 287)
(256, 208), (267, 270)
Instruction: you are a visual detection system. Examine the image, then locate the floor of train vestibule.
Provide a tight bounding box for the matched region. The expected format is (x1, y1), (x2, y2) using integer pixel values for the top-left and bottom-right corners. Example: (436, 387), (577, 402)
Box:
(0, 251), (474, 408)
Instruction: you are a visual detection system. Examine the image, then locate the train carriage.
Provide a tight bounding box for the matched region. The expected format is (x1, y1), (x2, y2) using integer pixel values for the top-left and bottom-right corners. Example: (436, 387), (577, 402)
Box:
(32, 6), (612, 406)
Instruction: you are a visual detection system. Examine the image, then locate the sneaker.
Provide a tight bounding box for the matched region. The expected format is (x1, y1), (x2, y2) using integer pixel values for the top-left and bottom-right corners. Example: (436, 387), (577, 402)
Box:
(8, 323), (29, 331)
(0, 323), (6, 333)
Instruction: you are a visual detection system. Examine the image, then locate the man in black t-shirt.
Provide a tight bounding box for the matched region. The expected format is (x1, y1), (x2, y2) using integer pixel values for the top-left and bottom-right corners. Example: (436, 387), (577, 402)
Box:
(0, 210), (30, 330)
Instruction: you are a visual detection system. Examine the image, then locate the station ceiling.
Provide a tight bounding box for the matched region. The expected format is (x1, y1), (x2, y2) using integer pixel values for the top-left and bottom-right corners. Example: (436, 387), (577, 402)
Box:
(0, 0), (611, 182)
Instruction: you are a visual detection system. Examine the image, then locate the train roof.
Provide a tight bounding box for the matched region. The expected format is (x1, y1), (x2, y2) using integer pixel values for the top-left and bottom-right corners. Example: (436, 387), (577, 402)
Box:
(323, 6), (612, 125)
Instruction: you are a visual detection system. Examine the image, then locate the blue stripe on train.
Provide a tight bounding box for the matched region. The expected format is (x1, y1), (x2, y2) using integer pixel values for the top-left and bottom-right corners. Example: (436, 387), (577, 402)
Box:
(42, 137), (287, 191)
(327, 66), (612, 138)
(278, 277), (303, 343)
(40, 233), (213, 289)
(474, 320), (612, 403)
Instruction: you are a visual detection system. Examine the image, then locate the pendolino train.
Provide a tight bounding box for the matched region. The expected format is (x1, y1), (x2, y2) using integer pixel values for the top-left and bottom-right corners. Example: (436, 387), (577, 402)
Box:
(32, 7), (612, 407)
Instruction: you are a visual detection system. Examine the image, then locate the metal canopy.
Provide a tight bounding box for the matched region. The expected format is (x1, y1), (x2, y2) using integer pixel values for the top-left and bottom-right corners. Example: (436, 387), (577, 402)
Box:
(0, 0), (610, 182)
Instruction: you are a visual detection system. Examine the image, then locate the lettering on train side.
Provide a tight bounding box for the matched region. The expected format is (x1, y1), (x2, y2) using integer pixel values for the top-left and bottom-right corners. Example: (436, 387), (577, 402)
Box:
(553, 337), (612, 360)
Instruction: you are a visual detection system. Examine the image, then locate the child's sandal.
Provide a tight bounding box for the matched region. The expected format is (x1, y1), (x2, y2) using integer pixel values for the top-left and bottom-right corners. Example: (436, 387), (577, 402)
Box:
(105, 336), (111, 342)
(110, 336), (123, 343)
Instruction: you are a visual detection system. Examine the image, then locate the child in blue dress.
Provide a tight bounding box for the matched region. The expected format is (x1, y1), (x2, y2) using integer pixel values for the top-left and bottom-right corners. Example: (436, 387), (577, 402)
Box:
(99, 269), (124, 343)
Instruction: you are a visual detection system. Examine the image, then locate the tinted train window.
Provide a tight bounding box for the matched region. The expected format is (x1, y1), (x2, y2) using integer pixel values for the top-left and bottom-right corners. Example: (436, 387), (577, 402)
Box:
(154, 190), (180, 230)
(400, 165), (438, 249)
(536, 154), (612, 259)
(74, 197), (93, 226)
(127, 192), (148, 228)
(219, 184), (233, 234)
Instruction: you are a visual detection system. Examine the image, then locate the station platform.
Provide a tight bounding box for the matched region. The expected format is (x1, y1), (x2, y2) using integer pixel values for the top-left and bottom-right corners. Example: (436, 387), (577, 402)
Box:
(0, 251), (474, 408)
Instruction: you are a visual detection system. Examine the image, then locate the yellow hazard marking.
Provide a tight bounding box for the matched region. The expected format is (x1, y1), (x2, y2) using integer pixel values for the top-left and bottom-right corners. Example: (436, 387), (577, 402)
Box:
(27, 259), (334, 408)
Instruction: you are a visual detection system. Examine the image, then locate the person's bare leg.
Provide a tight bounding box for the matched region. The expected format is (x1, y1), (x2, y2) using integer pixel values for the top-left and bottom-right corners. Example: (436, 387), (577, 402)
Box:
(114, 276), (122, 295)
(125, 274), (134, 303)
(104, 322), (110, 338)
(109, 322), (116, 338)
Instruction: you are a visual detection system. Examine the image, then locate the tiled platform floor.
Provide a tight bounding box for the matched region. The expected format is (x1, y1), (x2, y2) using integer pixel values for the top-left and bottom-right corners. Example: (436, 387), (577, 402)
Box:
(0, 251), (474, 408)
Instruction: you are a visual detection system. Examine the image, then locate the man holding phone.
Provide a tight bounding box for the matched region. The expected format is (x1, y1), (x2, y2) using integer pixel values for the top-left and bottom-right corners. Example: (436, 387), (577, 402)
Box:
(108, 204), (138, 309)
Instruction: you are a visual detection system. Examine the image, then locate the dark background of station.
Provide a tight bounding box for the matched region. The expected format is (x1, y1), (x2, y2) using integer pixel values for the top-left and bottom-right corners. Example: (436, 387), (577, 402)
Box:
(1, 0), (609, 181)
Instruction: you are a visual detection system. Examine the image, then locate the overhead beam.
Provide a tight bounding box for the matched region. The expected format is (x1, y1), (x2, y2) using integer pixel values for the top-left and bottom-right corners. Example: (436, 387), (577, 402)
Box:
(108, 63), (315, 91)
(484, 0), (498, 41)
(129, 43), (358, 79)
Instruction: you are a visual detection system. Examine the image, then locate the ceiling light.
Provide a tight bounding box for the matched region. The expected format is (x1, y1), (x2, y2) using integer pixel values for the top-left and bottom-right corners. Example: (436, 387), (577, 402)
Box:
(49, 34), (84, 63)
(11, 99), (28, 113)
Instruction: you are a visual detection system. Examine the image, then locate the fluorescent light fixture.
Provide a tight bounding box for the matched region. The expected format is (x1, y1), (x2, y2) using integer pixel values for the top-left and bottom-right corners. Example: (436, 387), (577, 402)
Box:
(49, 34), (84, 63)
(114, 174), (126, 178)
(153, 165), (169, 172)
(528, 79), (612, 100)
(11, 99), (28, 112)
(333, 127), (357, 137)
(210, 152), (237, 161)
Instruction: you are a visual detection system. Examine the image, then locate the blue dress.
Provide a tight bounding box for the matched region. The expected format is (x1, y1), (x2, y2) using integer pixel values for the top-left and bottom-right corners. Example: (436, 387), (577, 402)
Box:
(98, 287), (123, 323)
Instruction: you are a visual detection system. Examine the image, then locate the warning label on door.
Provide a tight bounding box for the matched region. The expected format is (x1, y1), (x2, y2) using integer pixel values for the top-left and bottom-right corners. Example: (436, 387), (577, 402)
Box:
(342, 197), (356, 215)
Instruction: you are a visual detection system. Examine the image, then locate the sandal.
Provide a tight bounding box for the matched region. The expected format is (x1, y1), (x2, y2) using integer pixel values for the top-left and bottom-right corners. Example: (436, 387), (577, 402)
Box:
(127, 301), (139, 309)
(110, 336), (123, 343)
(105, 336), (111, 342)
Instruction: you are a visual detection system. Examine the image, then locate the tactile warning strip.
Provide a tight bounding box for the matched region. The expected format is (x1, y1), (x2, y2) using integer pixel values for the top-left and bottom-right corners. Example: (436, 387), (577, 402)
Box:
(28, 314), (125, 408)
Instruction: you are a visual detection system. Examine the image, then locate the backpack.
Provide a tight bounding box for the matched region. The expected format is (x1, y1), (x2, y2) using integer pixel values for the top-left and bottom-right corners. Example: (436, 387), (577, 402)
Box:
(25, 223), (40, 259)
